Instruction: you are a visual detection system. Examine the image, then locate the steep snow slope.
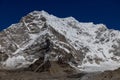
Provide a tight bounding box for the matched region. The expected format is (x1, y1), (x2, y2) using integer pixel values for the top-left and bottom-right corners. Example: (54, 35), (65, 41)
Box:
(0, 11), (120, 72)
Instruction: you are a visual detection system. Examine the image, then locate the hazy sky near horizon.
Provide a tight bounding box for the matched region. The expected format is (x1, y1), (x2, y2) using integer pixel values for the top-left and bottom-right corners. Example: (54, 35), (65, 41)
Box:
(0, 0), (120, 31)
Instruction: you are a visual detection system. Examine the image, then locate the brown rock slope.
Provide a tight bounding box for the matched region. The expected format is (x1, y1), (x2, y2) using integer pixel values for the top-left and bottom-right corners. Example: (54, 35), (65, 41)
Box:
(81, 68), (120, 80)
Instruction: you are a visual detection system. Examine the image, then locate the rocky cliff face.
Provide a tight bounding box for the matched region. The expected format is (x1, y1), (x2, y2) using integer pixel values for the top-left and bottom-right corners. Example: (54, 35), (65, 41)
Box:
(0, 11), (120, 73)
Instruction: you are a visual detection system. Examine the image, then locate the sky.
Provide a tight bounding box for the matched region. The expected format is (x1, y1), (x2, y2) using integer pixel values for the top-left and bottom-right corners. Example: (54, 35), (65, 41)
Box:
(0, 0), (120, 31)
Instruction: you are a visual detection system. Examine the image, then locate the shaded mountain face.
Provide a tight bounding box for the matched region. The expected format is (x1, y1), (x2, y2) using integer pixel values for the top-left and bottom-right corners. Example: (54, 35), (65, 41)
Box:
(0, 11), (120, 72)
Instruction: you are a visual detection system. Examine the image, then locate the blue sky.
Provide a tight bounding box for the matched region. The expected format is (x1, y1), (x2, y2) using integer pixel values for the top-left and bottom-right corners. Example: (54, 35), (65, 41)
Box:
(0, 0), (120, 31)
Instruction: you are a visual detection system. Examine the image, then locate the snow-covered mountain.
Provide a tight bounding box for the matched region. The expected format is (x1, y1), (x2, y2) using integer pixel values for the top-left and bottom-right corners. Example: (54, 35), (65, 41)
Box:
(0, 11), (120, 72)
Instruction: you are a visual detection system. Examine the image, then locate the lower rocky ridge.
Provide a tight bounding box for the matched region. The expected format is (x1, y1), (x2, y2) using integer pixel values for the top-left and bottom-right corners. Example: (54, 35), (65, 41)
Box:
(0, 66), (120, 80)
(25, 56), (77, 77)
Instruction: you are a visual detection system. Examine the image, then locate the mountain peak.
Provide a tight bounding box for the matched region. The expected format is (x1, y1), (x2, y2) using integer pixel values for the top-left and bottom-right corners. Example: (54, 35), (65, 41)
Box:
(0, 11), (120, 72)
(30, 10), (50, 16)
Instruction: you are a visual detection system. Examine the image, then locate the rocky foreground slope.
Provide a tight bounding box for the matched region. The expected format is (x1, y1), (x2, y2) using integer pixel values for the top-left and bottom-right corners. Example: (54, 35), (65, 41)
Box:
(0, 65), (119, 80)
(1, 11), (120, 77)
